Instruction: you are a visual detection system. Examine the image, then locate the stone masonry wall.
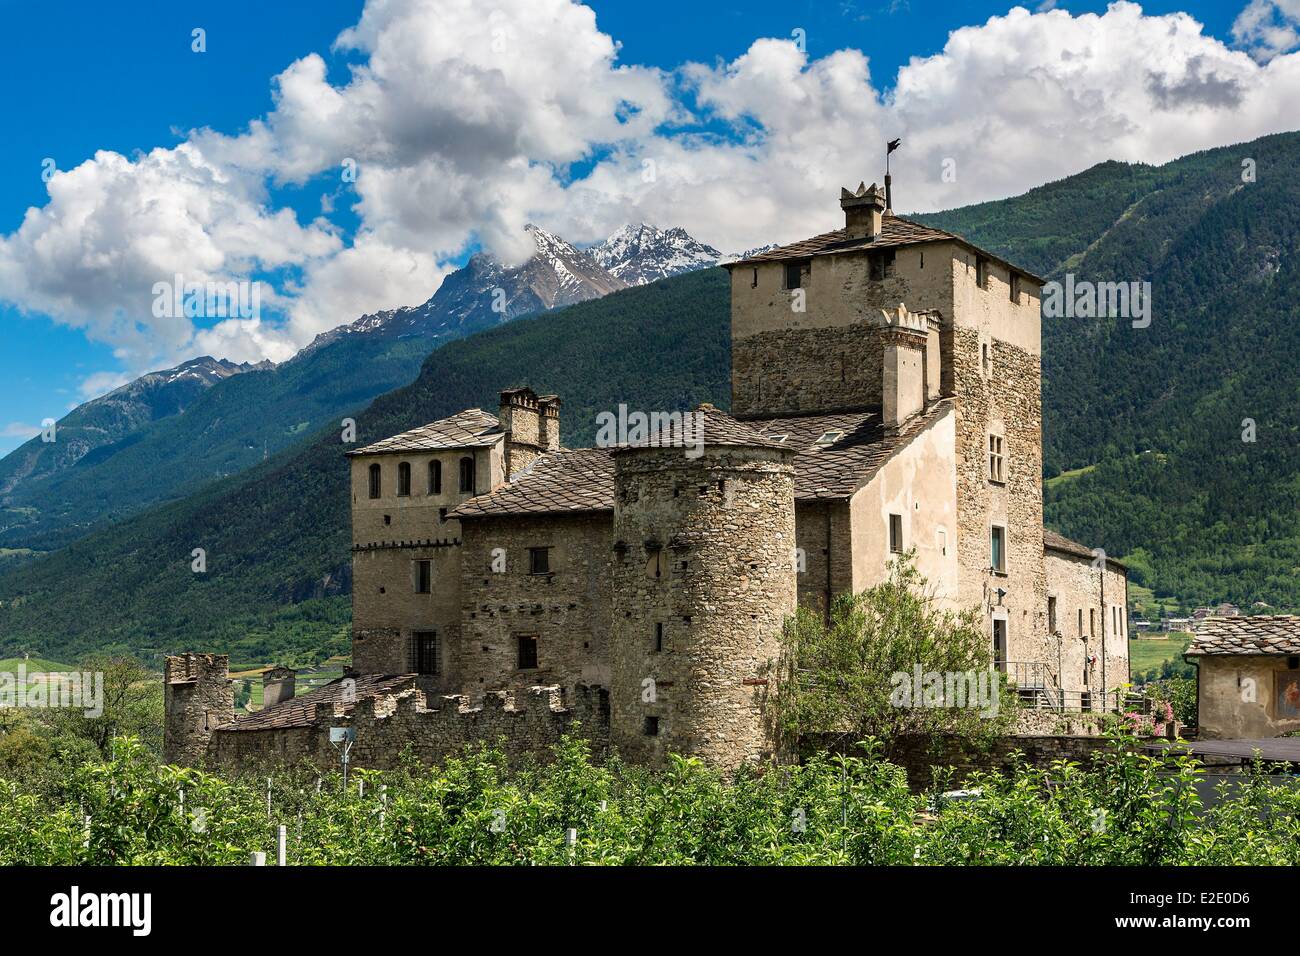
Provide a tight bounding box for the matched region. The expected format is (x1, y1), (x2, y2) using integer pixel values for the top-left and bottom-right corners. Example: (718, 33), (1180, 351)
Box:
(207, 682), (610, 770)
(164, 653), (234, 766)
(609, 444), (797, 770)
(1045, 548), (1130, 700)
(458, 513), (613, 693)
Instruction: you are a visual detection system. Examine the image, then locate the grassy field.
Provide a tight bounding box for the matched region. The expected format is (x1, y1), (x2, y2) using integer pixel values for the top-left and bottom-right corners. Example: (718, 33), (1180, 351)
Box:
(0, 657), (72, 673)
(1044, 463), (1097, 489)
(1128, 631), (1192, 679)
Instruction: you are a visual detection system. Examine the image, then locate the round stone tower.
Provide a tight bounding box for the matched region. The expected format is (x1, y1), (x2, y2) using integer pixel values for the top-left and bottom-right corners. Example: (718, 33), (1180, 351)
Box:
(608, 405), (796, 770)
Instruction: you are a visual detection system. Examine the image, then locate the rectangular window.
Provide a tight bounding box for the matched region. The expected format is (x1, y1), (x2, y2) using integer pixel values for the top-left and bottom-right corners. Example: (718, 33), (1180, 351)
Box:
(992, 619), (1008, 672)
(889, 513), (904, 554)
(750, 267), (758, 288)
(1009, 272), (1022, 304)
(413, 631), (439, 675)
(654, 622), (664, 653)
(869, 249), (895, 281)
(397, 461), (411, 497)
(429, 460), (442, 495)
(415, 559), (432, 594)
(643, 715), (659, 737)
(990, 525), (1006, 573)
(368, 463), (381, 499)
(784, 261), (803, 290)
(1090, 608), (1096, 639)
(517, 635), (539, 670)
(529, 547), (551, 575)
(459, 456), (476, 493)
(1078, 609), (1084, 637)
(988, 434), (1005, 483)
(1048, 596), (1058, 635)
(976, 257), (989, 290)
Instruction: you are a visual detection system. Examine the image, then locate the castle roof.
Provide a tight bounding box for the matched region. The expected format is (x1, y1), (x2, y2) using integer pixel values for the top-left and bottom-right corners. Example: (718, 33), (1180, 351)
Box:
(608, 403), (791, 453)
(1186, 616), (1300, 657)
(223, 673), (415, 731)
(451, 401), (951, 520)
(1043, 528), (1127, 570)
(724, 213), (1045, 284)
(345, 408), (502, 456)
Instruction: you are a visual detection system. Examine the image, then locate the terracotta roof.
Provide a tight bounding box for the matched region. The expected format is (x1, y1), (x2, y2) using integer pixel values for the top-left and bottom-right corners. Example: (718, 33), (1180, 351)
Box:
(1043, 529), (1127, 570)
(346, 409), (501, 456)
(724, 213), (1045, 284)
(221, 673), (416, 731)
(1187, 616), (1300, 657)
(452, 401), (951, 518)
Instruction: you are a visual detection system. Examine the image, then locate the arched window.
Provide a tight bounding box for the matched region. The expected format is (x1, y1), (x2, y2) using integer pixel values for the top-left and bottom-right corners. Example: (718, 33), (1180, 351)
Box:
(459, 456), (475, 493)
(368, 463), (381, 499)
(397, 461), (411, 497)
(429, 460), (442, 495)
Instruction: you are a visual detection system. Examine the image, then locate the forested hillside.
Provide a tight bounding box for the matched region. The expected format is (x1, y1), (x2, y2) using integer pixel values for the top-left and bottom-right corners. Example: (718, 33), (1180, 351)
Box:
(0, 269), (730, 663)
(919, 131), (1300, 613)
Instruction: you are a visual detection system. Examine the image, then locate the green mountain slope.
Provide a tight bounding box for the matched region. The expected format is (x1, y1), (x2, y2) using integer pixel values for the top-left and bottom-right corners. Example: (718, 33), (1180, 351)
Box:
(918, 130), (1300, 613)
(0, 269), (730, 662)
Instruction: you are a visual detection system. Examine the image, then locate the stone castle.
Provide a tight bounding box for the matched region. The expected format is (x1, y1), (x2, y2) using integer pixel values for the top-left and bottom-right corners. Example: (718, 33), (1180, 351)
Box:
(166, 182), (1130, 771)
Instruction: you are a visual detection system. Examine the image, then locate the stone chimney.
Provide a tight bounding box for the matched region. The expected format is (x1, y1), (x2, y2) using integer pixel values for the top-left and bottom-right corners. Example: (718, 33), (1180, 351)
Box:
(877, 304), (930, 433)
(262, 665), (296, 708)
(499, 387), (542, 479)
(538, 395), (561, 452)
(840, 182), (887, 240)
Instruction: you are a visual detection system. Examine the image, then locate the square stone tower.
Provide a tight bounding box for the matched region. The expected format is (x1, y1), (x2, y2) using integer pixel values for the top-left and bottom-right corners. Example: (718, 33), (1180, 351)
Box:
(723, 185), (1050, 669)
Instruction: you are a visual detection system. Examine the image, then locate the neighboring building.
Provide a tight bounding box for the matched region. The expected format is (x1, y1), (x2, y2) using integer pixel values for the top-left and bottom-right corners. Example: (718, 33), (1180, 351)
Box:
(166, 181), (1130, 771)
(1187, 616), (1300, 738)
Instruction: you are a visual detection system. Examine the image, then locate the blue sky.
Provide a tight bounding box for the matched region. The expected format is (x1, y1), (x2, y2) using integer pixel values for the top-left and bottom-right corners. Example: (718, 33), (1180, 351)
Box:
(0, 0), (1283, 454)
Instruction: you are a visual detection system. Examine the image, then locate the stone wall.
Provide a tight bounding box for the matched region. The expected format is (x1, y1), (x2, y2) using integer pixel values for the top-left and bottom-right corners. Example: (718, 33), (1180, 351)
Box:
(207, 682), (609, 770)
(458, 513), (613, 693)
(730, 245), (958, 417)
(609, 444), (797, 769)
(1198, 655), (1300, 739)
(1045, 547), (1130, 699)
(163, 653), (234, 766)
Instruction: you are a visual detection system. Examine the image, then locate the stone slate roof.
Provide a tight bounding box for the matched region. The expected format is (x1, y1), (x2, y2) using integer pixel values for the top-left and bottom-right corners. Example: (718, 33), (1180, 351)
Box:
(222, 673), (415, 731)
(1186, 616), (1300, 657)
(1043, 528), (1126, 570)
(725, 213), (1045, 283)
(453, 446), (617, 519)
(746, 402), (950, 501)
(452, 401), (951, 519)
(346, 408), (501, 457)
(609, 403), (790, 452)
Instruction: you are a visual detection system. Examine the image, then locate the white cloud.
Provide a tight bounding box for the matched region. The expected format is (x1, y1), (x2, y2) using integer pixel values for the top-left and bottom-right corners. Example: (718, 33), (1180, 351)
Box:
(0, 422), (42, 439)
(3, 0), (1300, 401)
(1232, 0), (1300, 61)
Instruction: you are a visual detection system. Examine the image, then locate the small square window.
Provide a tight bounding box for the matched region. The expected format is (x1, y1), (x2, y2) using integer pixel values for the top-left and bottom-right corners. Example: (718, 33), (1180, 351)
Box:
(814, 430), (843, 447)
(889, 514), (904, 554)
(643, 716), (659, 737)
(517, 635), (538, 670)
(529, 547), (551, 575)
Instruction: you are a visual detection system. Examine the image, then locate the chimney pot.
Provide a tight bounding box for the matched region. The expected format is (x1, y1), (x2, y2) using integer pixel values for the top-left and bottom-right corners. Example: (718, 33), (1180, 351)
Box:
(840, 182), (887, 240)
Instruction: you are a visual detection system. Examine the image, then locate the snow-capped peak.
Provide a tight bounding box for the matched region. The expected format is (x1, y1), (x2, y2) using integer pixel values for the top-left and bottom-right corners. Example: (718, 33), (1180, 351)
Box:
(590, 224), (722, 285)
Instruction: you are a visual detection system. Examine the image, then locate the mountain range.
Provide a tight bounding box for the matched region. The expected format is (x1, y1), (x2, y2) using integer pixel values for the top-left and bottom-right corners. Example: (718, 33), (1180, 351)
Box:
(2, 132), (1298, 663)
(0, 223), (722, 554)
